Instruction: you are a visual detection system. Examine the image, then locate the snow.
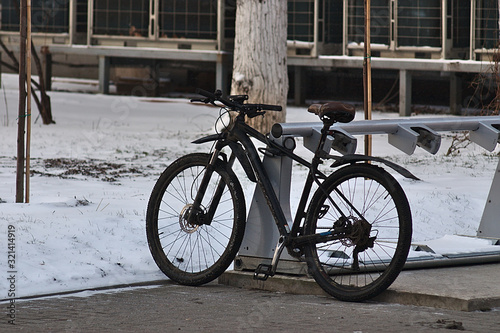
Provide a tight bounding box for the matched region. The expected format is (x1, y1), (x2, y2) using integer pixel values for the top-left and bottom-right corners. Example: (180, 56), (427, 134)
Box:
(423, 235), (499, 256)
(0, 73), (499, 299)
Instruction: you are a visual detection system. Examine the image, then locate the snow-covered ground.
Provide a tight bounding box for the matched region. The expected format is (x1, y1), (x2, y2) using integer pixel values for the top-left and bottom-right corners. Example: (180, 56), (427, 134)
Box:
(0, 73), (499, 299)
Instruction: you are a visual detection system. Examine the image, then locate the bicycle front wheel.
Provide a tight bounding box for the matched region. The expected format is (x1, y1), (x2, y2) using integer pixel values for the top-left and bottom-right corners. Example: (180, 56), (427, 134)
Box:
(146, 153), (246, 286)
(304, 163), (412, 302)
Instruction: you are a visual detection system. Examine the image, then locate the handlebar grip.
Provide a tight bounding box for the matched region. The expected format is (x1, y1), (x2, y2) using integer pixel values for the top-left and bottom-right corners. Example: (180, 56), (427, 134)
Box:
(195, 88), (235, 108)
(259, 104), (282, 112)
(195, 88), (216, 100)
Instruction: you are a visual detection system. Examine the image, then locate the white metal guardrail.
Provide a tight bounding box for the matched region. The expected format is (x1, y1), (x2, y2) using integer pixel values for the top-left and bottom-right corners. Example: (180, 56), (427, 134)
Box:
(271, 116), (500, 155)
(235, 116), (500, 273)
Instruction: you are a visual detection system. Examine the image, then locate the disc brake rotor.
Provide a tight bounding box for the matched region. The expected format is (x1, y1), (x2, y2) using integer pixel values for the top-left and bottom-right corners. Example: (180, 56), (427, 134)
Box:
(179, 204), (200, 233)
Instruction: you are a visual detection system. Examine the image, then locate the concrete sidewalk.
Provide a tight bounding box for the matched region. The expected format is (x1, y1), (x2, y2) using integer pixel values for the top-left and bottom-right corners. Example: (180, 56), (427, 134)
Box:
(220, 262), (500, 312)
(1, 263), (499, 332)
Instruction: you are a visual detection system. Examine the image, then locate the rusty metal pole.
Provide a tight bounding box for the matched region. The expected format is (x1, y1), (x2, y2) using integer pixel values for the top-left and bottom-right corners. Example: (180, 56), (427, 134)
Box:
(363, 0), (372, 156)
(25, 0), (32, 203)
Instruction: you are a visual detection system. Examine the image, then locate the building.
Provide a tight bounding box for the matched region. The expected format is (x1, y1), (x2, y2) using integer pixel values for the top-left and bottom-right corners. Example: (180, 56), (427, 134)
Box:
(1, 1), (499, 114)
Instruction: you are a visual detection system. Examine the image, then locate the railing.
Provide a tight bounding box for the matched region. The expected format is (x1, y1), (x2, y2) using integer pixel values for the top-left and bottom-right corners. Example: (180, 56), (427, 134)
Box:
(235, 116), (500, 272)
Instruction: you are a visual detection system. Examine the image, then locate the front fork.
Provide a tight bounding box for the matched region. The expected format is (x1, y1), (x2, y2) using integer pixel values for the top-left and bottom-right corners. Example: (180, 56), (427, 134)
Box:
(188, 143), (234, 226)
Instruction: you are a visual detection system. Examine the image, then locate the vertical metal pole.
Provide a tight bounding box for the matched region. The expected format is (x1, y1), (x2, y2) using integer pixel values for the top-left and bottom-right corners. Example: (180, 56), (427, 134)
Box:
(217, 0), (225, 52)
(342, 0), (348, 56)
(294, 66), (302, 106)
(450, 73), (462, 115)
(149, 0), (154, 38)
(215, 57), (224, 90)
(393, 0), (399, 49)
(87, 0), (93, 46)
(469, 0), (475, 60)
(399, 69), (412, 116)
(69, 0), (76, 45)
(215, 0), (226, 91)
(390, 0), (395, 50)
(149, 0), (159, 39)
(363, 0), (372, 156)
(441, 0), (447, 59)
(25, 0), (32, 203)
(312, 0), (319, 57)
(98, 56), (110, 94)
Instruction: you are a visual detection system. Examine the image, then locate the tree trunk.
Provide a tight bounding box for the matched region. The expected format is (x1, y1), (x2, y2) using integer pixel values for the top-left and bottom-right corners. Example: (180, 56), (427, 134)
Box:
(230, 0), (288, 134)
(16, 0), (27, 203)
(31, 44), (54, 124)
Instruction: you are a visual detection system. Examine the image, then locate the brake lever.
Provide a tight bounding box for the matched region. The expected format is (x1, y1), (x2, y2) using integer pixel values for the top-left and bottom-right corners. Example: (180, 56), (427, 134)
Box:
(247, 111), (266, 118)
(190, 98), (212, 104)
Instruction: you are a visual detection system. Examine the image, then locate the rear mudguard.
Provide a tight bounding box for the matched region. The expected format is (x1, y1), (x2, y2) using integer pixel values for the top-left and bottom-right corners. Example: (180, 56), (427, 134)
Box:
(329, 154), (420, 180)
(192, 134), (257, 182)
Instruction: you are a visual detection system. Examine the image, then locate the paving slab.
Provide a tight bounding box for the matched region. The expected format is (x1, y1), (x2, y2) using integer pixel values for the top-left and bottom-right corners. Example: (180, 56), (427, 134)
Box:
(219, 263), (500, 311)
(3, 279), (500, 332)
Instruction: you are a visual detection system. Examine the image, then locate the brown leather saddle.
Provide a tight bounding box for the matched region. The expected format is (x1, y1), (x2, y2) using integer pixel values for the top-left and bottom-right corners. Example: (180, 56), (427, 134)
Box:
(307, 102), (356, 124)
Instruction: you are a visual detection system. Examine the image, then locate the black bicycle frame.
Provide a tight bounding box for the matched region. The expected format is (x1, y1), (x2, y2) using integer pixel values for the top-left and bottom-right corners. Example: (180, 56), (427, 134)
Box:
(192, 114), (417, 250)
(192, 116), (334, 247)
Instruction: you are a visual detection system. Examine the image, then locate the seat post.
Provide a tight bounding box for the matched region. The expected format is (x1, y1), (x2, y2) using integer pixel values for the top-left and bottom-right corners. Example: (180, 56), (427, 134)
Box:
(312, 119), (335, 163)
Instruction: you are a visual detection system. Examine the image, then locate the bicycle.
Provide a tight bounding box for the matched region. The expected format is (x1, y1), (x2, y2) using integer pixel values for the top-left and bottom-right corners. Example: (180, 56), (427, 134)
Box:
(146, 89), (415, 302)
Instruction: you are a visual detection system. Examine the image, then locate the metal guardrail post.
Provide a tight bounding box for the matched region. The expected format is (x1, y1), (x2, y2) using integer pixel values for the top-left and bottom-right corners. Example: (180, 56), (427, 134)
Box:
(236, 136), (297, 264)
(98, 56), (110, 94)
(478, 158), (500, 238)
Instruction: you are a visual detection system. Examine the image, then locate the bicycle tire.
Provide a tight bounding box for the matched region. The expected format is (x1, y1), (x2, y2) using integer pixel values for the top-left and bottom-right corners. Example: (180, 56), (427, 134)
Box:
(303, 163), (412, 302)
(146, 153), (246, 286)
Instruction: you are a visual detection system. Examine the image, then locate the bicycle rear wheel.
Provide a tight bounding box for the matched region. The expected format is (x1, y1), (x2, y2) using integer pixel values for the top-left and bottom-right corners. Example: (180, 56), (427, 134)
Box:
(303, 163), (412, 302)
(146, 153), (246, 286)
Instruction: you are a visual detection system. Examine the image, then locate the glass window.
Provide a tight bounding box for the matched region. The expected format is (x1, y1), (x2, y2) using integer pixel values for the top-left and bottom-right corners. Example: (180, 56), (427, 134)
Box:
(475, 0), (499, 49)
(224, 0), (236, 40)
(348, 0), (390, 45)
(1, 0), (70, 33)
(452, 0), (470, 49)
(93, 0), (149, 37)
(324, 0), (343, 44)
(397, 0), (441, 47)
(159, 0), (217, 39)
(288, 0), (314, 42)
(76, 0), (88, 34)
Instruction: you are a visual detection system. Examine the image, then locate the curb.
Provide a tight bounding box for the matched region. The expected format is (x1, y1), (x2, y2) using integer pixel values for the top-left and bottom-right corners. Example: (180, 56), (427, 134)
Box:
(219, 264), (500, 312)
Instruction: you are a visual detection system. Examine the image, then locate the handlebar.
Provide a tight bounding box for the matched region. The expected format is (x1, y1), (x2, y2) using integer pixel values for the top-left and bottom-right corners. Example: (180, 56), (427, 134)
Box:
(191, 88), (282, 118)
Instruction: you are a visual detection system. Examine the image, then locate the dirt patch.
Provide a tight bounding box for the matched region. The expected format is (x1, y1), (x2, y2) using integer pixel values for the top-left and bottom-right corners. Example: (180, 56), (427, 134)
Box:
(32, 158), (147, 182)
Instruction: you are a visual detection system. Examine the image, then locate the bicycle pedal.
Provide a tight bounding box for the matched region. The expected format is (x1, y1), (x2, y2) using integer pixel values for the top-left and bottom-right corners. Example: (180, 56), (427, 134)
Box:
(253, 264), (273, 281)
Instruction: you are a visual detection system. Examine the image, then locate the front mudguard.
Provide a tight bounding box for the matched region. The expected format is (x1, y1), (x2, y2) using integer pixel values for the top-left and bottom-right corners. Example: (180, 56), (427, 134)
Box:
(329, 154), (419, 180)
(192, 133), (223, 144)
